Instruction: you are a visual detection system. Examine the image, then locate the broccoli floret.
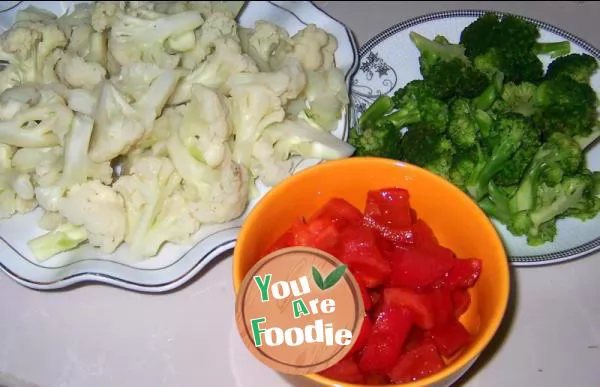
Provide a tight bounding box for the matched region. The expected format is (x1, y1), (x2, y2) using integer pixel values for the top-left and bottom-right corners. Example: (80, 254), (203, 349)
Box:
(420, 57), (490, 101)
(472, 71), (505, 110)
(526, 220), (558, 246)
(491, 81), (537, 117)
(479, 180), (512, 224)
(509, 132), (583, 213)
(408, 31), (469, 77)
(377, 81), (449, 133)
(462, 13), (569, 84)
(533, 100), (597, 142)
(400, 124), (455, 178)
(349, 121), (403, 159)
(545, 53), (599, 84)
(447, 99), (494, 149)
(466, 113), (537, 200)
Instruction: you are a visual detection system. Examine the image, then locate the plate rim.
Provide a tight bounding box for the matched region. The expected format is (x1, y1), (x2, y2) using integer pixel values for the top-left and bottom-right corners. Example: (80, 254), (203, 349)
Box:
(0, 0), (360, 292)
(350, 9), (600, 266)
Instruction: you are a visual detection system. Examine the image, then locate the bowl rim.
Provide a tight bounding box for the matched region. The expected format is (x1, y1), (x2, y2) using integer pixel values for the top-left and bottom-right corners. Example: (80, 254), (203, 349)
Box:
(232, 157), (511, 387)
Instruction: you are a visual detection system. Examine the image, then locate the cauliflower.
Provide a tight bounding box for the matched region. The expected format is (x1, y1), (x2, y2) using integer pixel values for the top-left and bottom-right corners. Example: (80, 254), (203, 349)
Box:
(0, 144), (37, 219)
(290, 24), (337, 71)
(28, 179), (127, 261)
(133, 105), (186, 158)
(178, 84), (232, 167)
(167, 131), (249, 224)
(0, 85), (73, 148)
(108, 9), (203, 69)
(89, 69), (180, 163)
(181, 11), (238, 70)
(37, 210), (66, 231)
(55, 52), (107, 90)
(113, 156), (199, 258)
(111, 62), (166, 102)
(238, 21), (293, 72)
(251, 119), (354, 186)
(91, 1), (121, 33)
(228, 83), (285, 168)
(297, 68), (349, 132)
(169, 37), (258, 104)
(225, 56), (306, 104)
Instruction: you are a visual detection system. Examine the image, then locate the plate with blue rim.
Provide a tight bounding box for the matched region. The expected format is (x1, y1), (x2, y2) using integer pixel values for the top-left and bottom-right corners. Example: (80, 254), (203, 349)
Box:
(350, 10), (600, 266)
(0, 1), (359, 292)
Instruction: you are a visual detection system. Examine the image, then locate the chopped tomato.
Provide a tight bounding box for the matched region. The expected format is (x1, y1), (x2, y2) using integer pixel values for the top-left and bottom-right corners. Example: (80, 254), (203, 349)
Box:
(426, 318), (472, 358)
(291, 217), (341, 257)
(413, 218), (439, 246)
(388, 245), (456, 289)
(358, 281), (372, 311)
(384, 288), (436, 330)
(452, 289), (472, 318)
(369, 289), (383, 310)
(430, 287), (454, 327)
(263, 227), (295, 255)
(309, 198), (363, 228)
(445, 258), (482, 289)
(358, 304), (413, 374)
(403, 328), (425, 353)
(347, 314), (372, 356)
(364, 374), (389, 384)
(338, 226), (391, 288)
(319, 357), (365, 384)
(363, 188), (415, 245)
(388, 339), (446, 384)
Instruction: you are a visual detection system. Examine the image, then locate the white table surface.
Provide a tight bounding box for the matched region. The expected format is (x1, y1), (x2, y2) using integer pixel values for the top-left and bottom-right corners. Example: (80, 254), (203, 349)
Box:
(2, 1), (600, 387)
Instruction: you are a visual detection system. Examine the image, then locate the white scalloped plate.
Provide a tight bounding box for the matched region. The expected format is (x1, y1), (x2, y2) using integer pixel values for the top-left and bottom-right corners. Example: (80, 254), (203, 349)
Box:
(0, 1), (359, 291)
(350, 10), (600, 266)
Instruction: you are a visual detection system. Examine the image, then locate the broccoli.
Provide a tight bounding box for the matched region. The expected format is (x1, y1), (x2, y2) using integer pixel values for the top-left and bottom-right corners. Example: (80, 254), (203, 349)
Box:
(545, 53), (599, 84)
(400, 124), (455, 178)
(376, 80), (449, 133)
(408, 31), (469, 77)
(472, 71), (505, 110)
(460, 13), (570, 84)
(478, 180), (512, 224)
(349, 121), (403, 159)
(466, 113), (537, 200)
(491, 81), (537, 117)
(356, 95), (394, 131)
(509, 132), (583, 213)
(447, 99), (493, 149)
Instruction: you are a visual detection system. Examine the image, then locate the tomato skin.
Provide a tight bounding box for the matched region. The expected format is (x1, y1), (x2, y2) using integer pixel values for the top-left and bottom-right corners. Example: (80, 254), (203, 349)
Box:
(347, 314), (373, 356)
(363, 188), (416, 245)
(430, 287), (455, 328)
(309, 198), (363, 227)
(413, 218), (439, 246)
(445, 258), (482, 289)
(425, 318), (472, 358)
(388, 339), (446, 384)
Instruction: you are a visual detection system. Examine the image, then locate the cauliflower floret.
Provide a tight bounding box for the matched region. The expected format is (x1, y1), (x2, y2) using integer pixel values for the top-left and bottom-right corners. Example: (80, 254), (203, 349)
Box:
(91, 1), (121, 33)
(167, 131), (249, 224)
(57, 180), (126, 253)
(37, 210), (66, 231)
(15, 6), (58, 24)
(111, 62), (165, 102)
(113, 156), (199, 258)
(0, 143), (37, 219)
(0, 85), (73, 148)
(132, 105), (186, 159)
(238, 21), (292, 72)
(251, 119), (354, 186)
(169, 37), (258, 105)
(181, 11), (238, 70)
(108, 9), (203, 69)
(55, 52), (107, 90)
(228, 83), (285, 168)
(290, 24), (337, 71)
(225, 56), (306, 104)
(178, 84), (232, 167)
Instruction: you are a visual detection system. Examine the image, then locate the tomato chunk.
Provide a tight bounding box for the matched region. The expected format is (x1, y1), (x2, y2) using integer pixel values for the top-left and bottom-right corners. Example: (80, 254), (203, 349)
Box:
(426, 318), (472, 358)
(363, 188), (415, 244)
(358, 281), (372, 311)
(430, 287), (454, 327)
(413, 219), (439, 246)
(263, 227), (295, 255)
(309, 198), (363, 227)
(319, 357), (365, 384)
(452, 289), (471, 318)
(290, 217), (341, 257)
(347, 314), (372, 356)
(388, 339), (446, 384)
(384, 288), (436, 330)
(389, 245), (456, 289)
(445, 258), (482, 289)
(338, 226), (391, 288)
(358, 305), (413, 374)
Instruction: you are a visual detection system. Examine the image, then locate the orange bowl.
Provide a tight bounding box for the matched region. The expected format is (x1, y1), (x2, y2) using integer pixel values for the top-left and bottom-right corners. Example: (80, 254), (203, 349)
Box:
(232, 157), (510, 387)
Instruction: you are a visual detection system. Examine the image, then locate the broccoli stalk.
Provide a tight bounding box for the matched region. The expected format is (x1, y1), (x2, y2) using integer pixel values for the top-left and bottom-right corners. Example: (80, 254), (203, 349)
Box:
(409, 31), (468, 76)
(479, 181), (512, 224)
(533, 41), (571, 58)
(357, 95), (394, 131)
(27, 224), (88, 262)
(472, 71), (504, 110)
(530, 175), (591, 226)
(509, 132), (583, 213)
